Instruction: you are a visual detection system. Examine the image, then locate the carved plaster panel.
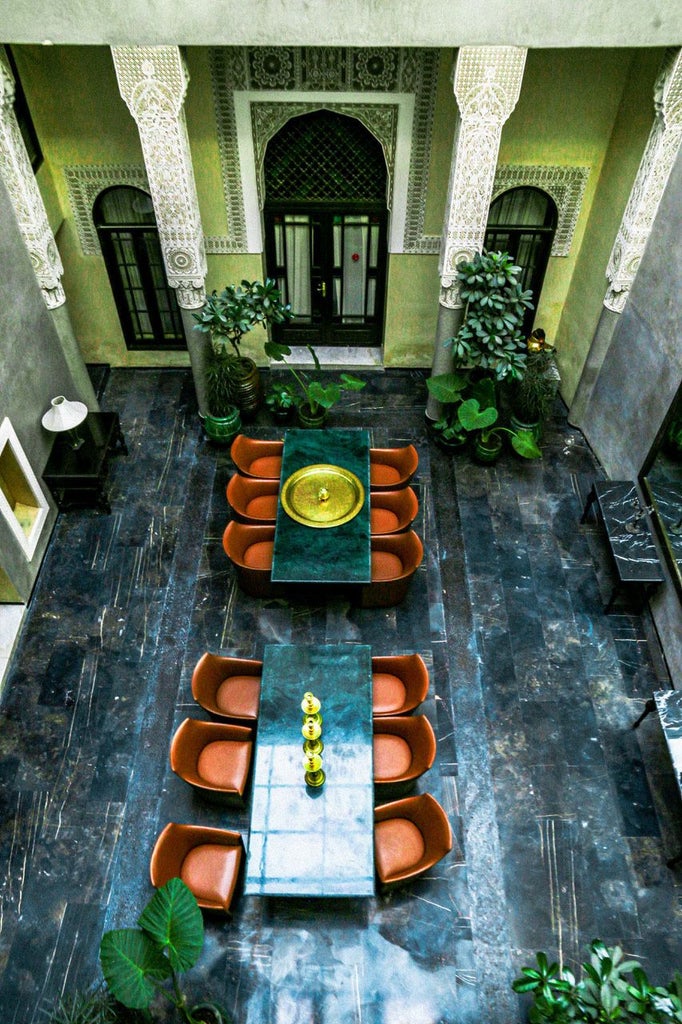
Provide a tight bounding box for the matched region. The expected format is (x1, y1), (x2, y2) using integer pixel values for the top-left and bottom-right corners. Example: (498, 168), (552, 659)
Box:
(492, 165), (590, 257)
(111, 46), (207, 308)
(0, 47), (65, 308)
(64, 165), (149, 255)
(209, 47), (439, 254)
(440, 46), (527, 308)
(605, 47), (682, 313)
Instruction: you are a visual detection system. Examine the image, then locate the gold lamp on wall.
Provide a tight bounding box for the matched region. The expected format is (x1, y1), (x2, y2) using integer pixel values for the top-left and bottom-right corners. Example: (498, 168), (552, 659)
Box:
(41, 396), (88, 449)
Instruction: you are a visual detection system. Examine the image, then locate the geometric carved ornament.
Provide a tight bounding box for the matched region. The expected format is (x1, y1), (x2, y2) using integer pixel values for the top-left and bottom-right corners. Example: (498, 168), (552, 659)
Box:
(63, 164), (149, 255)
(111, 45), (207, 309)
(440, 46), (528, 309)
(209, 46), (440, 254)
(0, 46), (65, 309)
(605, 47), (682, 313)
(492, 164), (590, 257)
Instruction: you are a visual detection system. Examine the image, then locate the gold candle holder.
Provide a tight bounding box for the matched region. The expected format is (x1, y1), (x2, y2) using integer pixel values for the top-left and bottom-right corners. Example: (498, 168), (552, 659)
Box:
(301, 716), (322, 741)
(301, 691), (321, 717)
(302, 751), (326, 788)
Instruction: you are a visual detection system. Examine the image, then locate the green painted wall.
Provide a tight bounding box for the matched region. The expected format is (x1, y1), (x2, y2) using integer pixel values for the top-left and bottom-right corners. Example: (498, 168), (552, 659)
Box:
(9, 45), (664, 380)
(555, 49), (664, 401)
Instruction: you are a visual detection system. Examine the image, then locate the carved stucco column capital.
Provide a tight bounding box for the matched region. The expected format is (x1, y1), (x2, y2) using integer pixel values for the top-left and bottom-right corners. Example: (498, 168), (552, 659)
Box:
(0, 46), (65, 308)
(439, 46), (527, 296)
(605, 47), (682, 313)
(111, 45), (207, 308)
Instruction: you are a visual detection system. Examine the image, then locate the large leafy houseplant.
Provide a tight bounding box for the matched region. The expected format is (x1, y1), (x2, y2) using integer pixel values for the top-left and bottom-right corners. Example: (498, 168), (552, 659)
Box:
(264, 340), (366, 426)
(511, 347), (559, 436)
(425, 371), (470, 449)
(446, 250), (534, 381)
(99, 878), (227, 1024)
(513, 940), (682, 1023)
(193, 279), (293, 419)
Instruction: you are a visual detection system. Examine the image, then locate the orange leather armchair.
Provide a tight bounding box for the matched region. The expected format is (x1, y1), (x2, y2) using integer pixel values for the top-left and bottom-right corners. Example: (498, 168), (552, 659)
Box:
(191, 652), (262, 725)
(150, 822), (244, 913)
(372, 653), (429, 717)
(170, 717), (253, 806)
(230, 434), (283, 479)
(369, 445), (418, 490)
(373, 714), (437, 795)
(226, 474), (279, 524)
(358, 530), (423, 608)
(374, 792), (452, 889)
(222, 521), (277, 598)
(370, 487), (419, 535)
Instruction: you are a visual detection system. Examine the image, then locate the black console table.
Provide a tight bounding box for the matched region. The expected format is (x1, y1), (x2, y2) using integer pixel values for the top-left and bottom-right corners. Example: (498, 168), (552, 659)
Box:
(580, 480), (664, 612)
(43, 412), (127, 513)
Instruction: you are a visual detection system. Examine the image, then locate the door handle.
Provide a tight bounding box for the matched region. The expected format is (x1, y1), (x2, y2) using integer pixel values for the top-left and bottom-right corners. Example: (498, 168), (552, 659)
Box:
(315, 281), (327, 298)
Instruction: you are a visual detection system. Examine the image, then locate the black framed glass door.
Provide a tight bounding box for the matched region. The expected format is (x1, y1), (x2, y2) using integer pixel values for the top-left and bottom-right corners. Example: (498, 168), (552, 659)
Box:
(265, 206), (387, 347)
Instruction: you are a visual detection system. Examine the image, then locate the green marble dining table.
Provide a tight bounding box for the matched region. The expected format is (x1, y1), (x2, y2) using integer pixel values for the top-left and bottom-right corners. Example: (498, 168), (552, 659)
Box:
(271, 428), (371, 584)
(244, 643), (375, 897)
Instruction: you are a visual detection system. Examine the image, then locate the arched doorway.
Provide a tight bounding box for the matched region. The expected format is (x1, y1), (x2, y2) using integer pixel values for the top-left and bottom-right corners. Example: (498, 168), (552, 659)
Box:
(485, 186), (558, 335)
(93, 186), (184, 351)
(263, 110), (388, 348)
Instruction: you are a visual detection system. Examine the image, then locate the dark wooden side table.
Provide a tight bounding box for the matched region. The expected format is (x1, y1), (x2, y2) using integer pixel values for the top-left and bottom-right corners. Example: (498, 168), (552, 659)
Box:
(42, 412), (127, 513)
(580, 479), (664, 612)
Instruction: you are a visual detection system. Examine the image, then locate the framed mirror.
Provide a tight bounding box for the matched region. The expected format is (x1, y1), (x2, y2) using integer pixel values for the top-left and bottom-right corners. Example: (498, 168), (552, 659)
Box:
(640, 382), (682, 596)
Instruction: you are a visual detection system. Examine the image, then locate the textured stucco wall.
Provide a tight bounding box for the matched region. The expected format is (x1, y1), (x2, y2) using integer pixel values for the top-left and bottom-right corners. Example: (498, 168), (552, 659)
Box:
(0, 177), (80, 602)
(581, 144), (682, 683)
(1, 0), (680, 48)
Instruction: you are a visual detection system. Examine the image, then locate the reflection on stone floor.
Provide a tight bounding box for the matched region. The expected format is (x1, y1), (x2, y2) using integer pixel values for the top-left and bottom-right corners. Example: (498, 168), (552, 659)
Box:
(0, 367), (679, 1024)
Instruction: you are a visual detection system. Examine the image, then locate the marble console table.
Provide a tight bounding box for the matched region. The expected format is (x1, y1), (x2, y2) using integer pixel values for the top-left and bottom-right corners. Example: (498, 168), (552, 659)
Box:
(581, 480), (664, 612)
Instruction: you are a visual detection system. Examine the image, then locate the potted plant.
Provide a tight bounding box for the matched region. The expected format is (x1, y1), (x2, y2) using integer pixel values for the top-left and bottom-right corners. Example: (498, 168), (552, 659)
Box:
(99, 878), (228, 1024)
(193, 279), (293, 423)
(509, 342), (560, 440)
(265, 378), (297, 424)
(425, 371), (470, 452)
(456, 377), (541, 463)
(513, 939), (682, 1022)
(202, 342), (242, 443)
(445, 250), (534, 382)
(264, 340), (366, 428)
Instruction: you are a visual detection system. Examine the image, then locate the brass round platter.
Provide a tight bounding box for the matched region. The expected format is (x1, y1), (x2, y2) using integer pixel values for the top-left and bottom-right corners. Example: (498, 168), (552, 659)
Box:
(280, 463), (365, 528)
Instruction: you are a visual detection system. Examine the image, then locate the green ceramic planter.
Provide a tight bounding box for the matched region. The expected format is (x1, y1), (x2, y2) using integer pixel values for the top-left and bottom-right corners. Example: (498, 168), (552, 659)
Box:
(296, 402), (328, 429)
(204, 406), (241, 444)
(473, 433), (503, 464)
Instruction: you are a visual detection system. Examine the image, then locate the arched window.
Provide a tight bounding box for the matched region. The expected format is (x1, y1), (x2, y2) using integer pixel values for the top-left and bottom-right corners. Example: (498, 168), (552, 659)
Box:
(93, 186), (184, 351)
(485, 187), (557, 334)
(263, 110), (388, 348)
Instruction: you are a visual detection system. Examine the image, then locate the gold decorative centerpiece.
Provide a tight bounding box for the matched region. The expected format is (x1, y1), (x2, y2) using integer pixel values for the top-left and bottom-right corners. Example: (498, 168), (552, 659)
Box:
(281, 464), (365, 528)
(301, 691), (325, 786)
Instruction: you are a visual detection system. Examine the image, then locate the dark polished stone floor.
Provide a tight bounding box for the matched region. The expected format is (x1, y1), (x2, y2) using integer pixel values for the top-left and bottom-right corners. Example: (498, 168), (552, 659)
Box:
(0, 367), (680, 1024)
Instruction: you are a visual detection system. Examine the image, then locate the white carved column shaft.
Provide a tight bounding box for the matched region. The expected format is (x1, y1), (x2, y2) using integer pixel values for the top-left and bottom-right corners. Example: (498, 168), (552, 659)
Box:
(604, 47), (682, 313)
(111, 46), (207, 310)
(440, 46), (527, 309)
(0, 47), (65, 309)
(427, 47), (526, 419)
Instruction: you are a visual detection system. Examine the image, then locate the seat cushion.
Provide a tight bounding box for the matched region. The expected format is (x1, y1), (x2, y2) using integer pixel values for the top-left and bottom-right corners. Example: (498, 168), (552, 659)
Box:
(243, 540), (274, 569)
(181, 843), (241, 908)
(248, 455), (282, 478)
(374, 818), (425, 883)
(197, 740), (251, 793)
(370, 507), (400, 534)
(371, 551), (403, 581)
(372, 672), (407, 715)
(245, 494), (278, 520)
(216, 674), (261, 719)
(373, 734), (413, 781)
(370, 462), (401, 486)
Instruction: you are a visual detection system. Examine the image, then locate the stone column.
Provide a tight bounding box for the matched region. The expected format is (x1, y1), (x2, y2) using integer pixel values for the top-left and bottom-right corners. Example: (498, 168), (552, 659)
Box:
(0, 47), (98, 410)
(111, 45), (209, 415)
(426, 46), (527, 421)
(569, 47), (682, 427)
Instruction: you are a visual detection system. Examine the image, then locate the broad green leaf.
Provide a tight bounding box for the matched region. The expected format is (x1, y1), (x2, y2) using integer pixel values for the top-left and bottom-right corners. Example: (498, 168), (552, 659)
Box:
(339, 373), (366, 392)
(511, 430), (542, 459)
(458, 399), (498, 432)
(138, 877), (203, 974)
(425, 372), (469, 403)
(100, 928), (171, 1010)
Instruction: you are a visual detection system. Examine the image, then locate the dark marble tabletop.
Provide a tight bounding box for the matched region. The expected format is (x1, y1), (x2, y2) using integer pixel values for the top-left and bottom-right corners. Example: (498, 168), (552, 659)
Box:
(271, 428), (371, 584)
(593, 480), (664, 584)
(245, 643), (375, 897)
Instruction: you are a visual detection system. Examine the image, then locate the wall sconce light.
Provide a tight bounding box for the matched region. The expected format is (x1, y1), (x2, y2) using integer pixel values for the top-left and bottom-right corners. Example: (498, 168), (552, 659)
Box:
(41, 396), (88, 450)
